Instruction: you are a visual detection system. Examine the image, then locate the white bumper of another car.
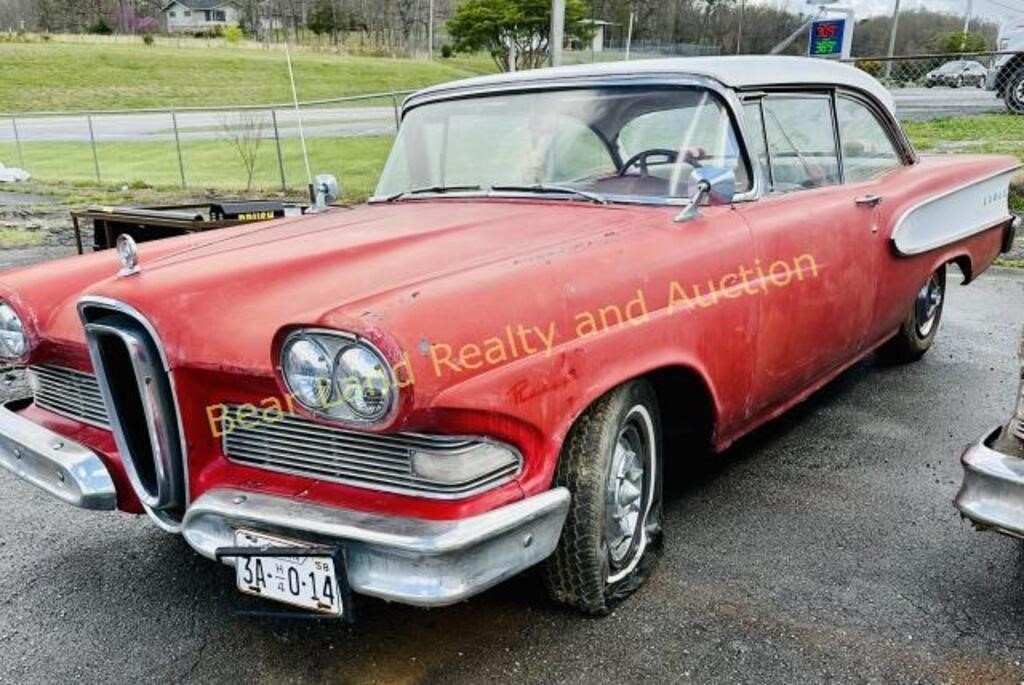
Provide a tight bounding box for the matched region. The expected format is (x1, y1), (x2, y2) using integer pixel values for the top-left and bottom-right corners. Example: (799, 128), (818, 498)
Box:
(955, 426), (1024, 537)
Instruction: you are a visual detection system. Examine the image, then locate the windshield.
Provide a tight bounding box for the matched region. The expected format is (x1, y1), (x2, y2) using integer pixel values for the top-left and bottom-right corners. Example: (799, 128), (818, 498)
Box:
(373, 86), (751, 204)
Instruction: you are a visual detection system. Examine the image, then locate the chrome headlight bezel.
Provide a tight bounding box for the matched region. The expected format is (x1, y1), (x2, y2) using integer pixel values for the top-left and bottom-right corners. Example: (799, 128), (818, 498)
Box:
(0, 300), (29, 362)
(279, 329), (398, 426)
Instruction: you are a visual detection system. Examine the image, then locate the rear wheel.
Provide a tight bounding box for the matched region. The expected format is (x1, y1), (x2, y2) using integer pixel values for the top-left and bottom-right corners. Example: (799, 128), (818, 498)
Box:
(879, 265), (947, 363)
(543, 379), (662, 615)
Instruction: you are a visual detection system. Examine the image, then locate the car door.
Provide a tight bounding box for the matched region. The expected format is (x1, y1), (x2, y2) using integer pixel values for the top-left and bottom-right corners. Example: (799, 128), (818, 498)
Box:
(735, 92), (882, 415)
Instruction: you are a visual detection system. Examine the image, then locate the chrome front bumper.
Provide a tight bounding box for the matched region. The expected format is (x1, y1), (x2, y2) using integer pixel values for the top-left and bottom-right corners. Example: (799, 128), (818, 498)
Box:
(182, 487), (570, 607)
(955, 426), (1024, 538)
(0, 401), (117, 510)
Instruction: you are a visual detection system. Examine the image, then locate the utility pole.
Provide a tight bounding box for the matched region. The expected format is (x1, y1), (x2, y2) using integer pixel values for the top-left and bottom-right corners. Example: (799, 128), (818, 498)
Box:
(884, 0), (901, 79)
(428, 0), (435, 59)
(736, 0), (745, 55)
(961, 0), (974, 49)
(625, 11), (635, 61)
(550, 0), (565, 67)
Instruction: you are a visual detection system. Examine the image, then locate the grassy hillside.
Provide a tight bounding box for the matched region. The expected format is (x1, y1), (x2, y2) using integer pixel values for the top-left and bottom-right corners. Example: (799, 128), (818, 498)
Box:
(0, 42), (494, 112)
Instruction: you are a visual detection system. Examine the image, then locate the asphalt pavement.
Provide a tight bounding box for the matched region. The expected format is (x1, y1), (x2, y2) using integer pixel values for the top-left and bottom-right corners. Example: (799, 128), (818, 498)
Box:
(893, 87), (1007, 121)
(0, 262), (1022, 684)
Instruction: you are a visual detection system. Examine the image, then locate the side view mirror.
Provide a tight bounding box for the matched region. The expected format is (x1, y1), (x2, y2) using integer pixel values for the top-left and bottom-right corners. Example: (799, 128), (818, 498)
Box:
(675, 167), (736, 223)
(312, 173), (340, 212)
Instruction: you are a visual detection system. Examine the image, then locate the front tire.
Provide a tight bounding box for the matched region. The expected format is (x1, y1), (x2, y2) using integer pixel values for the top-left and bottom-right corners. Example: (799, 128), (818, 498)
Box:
(543, 379), (663, 615)
(879, 265), (947, 363)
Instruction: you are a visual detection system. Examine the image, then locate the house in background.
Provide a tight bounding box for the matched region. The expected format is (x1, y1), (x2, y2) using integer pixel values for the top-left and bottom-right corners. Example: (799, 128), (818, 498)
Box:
(161, 0), (240, 32)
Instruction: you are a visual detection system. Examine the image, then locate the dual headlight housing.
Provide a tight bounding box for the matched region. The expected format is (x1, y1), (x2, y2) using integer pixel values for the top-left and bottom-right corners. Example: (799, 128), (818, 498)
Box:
(280, 329), (397, 425)
(0, 301), (28, 362)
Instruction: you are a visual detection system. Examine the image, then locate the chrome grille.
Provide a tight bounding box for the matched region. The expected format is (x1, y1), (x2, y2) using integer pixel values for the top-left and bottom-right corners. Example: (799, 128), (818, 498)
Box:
(80, 299), (187, 524)
(222, 406), (520, 498)
(30, 364), (110, 428)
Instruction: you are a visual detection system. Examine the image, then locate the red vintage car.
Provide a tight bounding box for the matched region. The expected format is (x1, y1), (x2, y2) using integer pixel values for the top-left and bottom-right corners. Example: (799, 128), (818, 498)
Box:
(0, 56), (1018, 618)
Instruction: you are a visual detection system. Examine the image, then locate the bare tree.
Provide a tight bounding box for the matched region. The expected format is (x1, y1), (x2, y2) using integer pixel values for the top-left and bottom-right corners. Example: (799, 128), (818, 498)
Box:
(220, 113), (267, 191)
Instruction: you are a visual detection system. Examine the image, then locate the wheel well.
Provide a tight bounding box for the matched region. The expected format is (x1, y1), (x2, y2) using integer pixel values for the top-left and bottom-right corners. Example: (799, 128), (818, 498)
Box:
(644, 366), (716, 459)
(949, 255), (973, 284)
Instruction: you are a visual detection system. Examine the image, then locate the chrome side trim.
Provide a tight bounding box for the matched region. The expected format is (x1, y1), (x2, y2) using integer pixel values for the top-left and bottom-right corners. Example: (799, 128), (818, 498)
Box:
(955, 425), (1024, 538)
(182, 487), (570, 607)
(891, 165), (1021, 256)
(0, 400), (116, 510)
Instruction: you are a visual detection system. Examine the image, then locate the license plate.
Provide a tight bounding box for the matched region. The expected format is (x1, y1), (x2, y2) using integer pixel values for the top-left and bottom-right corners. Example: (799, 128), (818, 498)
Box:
(233, 529), (343, 616)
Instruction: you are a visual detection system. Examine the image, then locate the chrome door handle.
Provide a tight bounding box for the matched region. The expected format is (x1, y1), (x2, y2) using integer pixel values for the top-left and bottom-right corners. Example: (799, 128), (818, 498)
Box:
(855, 194), (883, 207)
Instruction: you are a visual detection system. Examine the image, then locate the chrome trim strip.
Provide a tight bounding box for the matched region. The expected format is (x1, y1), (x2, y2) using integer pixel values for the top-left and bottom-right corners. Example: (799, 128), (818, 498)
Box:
(182, 487), (570, 606)
(0, 400), (116, 510)
(955, 425), (1024, 538)
(77, 295), (190, 531)
(892, 164), (1022, 256)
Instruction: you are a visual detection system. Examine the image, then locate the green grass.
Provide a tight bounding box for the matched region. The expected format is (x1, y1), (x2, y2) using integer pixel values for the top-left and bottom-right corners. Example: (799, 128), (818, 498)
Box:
(0, 43), (494, 112)
(0, 228), (44, 247)
(0, 136), (394, 202)
(902, 114), (1024, 156)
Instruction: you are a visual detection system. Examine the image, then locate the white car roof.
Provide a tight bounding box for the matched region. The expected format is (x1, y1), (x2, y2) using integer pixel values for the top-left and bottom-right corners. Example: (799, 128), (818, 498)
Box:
(412, 55), (896, 113)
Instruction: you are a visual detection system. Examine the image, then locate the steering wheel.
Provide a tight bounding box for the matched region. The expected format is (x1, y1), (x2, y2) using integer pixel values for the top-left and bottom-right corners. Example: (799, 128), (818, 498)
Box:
(618, 148), (680, 177)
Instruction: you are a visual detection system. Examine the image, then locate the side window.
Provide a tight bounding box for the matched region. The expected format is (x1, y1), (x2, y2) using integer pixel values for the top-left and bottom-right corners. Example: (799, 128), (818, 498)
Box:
(742, 101), (770, 187)
(835, 96), (902, 183)
(761, 96), (840, 193)
(618, 97), (751, 193)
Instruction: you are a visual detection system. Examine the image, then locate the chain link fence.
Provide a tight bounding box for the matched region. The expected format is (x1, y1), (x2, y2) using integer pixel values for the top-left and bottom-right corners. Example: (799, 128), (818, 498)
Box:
(2, 54), (1024, 200)
(0, 91), (410, 201)
(844, 53), (1023, 165)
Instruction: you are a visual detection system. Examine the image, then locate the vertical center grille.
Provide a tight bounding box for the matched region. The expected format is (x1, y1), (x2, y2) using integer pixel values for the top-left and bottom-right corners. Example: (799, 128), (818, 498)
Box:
(80, 301), (186, 523)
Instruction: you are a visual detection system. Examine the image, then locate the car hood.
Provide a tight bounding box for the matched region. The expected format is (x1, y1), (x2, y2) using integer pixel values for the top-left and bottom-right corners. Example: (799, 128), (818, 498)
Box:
(22, 200), (643, 373)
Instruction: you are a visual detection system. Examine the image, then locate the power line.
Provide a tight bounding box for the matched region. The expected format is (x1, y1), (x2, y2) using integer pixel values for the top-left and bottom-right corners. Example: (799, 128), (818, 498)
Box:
(976, 0), (1024, 17)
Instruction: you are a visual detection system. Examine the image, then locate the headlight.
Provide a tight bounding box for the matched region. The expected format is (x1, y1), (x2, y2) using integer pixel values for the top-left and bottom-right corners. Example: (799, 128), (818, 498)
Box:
(280, 330), (396, 424)
(0, 301), (27, 359)
(335, 345), (392, 419)
(282, 337), (333, 409)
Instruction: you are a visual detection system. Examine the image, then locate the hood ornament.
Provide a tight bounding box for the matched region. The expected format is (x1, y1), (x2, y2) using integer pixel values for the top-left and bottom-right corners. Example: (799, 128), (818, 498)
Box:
(116, 234), (140, 277)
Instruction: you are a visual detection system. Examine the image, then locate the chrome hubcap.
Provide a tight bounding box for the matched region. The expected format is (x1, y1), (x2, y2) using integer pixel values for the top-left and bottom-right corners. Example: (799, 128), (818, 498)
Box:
(915, 274), (943, 337)
(604, 407), (654, 582)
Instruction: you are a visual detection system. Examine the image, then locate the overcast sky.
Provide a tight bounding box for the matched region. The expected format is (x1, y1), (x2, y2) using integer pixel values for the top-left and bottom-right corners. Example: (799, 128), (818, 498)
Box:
(771, 0), (1024, 28)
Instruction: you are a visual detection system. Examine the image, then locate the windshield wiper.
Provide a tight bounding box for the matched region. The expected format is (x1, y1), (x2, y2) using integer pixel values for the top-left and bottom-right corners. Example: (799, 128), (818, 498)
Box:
(380, 184), (482, 202)
(490, 184), (609, 205)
